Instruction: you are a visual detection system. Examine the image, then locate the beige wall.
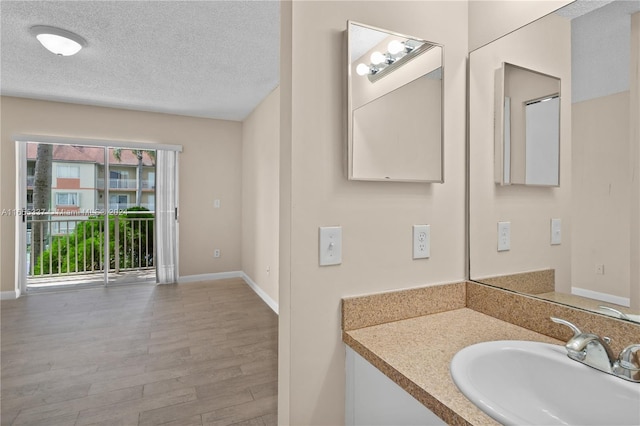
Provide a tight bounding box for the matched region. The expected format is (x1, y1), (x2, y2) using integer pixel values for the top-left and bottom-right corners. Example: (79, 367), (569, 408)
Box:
(242, 87), (280, 306)
(0, 96), (242, 293)
(280, 1), (468, 424)
(572, 92), (631, 300)
(468, 0), (573, 51)
(469, 14), (572, 291)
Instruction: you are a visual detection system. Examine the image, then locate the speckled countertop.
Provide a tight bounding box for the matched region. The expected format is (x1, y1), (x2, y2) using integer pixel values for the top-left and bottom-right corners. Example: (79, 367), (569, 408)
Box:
(343, 307), (564, 425)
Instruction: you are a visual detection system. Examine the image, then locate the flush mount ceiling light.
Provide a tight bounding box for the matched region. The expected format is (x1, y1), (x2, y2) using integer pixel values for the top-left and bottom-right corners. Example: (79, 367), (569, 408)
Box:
(30, 25), (87, 56)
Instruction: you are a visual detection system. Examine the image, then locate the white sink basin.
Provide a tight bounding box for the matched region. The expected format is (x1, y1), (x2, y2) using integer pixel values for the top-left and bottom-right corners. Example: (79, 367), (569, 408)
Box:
(450, 340), (640, 425)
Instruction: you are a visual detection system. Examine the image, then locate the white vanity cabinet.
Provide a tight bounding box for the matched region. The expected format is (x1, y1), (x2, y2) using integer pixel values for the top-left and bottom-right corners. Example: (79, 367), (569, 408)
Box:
(345, 347), (446, 426)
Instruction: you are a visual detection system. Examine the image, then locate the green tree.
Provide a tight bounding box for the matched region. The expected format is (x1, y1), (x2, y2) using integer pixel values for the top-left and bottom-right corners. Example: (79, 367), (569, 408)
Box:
(34, 207), (154, 275)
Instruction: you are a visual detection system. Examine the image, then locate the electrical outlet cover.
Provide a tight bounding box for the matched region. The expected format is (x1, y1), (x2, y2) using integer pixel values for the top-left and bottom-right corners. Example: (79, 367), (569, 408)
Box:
(551, 218), (561, 245)
(413, 225), (430, 259)
(498, 222), (511, 252)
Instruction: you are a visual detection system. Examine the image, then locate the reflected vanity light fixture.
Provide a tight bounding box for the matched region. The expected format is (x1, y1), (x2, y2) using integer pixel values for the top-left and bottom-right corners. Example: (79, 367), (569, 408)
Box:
(356, 39), (427, 83)
(30, 25), (87, 56)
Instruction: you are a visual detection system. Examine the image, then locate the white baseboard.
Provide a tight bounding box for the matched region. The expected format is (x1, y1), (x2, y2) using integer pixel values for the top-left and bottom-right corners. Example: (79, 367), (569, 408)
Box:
(571, 287), (630, 307)
(178, 271), (278, 315)
(1, 290), (19, 300)
(178, 271), (243, 284)
(241, 272), (279, 315)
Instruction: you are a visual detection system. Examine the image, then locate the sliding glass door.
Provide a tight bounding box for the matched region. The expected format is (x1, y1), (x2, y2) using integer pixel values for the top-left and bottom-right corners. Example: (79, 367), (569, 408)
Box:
(19, 141), (158, 291)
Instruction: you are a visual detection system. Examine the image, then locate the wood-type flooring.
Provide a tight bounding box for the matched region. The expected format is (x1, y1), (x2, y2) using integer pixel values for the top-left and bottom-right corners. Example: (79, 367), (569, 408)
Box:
(1, 278), (278, 426)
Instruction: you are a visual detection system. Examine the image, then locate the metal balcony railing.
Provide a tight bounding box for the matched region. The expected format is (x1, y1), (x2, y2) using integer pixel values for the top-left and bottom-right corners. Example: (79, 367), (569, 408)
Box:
(96, 178), (155, 190)
(27, 212), (154, 280)
(29, 177), (154, 190)
(96, 203), (155, 211)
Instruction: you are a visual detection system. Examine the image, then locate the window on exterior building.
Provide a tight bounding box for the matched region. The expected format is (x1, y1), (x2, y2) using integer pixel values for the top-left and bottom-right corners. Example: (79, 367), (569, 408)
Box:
(109, 194), (129, 210)
(110, 170), (130, 189)
(56, 192), (79, 206)
(147, 172), (155, 189)
(57, 165), (80, 178)
(110, 170), (128, 179)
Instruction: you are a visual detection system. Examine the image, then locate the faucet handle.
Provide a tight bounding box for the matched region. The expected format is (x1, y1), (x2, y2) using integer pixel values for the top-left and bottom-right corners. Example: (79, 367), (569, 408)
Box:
(550, 317), (582, 337)
(614, 344), (640, 382)
(618, 344), (640, 371)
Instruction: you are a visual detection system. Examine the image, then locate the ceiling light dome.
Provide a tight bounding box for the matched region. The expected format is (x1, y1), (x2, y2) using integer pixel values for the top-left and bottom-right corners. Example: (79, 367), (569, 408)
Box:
(30, 25), (86, 56)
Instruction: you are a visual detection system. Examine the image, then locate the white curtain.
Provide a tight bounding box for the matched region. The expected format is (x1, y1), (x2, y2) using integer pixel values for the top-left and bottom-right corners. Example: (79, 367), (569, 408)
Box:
(156, 150), (178, 284)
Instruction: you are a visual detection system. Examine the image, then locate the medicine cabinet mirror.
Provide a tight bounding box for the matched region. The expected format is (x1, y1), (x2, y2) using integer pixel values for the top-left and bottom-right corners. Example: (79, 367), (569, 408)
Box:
(346, 21), (443, 182)
(495, 63), (561, 186)
(469, 0), (640, 323)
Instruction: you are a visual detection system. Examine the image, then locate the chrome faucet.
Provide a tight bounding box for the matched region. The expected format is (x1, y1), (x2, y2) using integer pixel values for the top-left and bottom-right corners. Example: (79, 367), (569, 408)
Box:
(598, 305), (640, 323)
(598, 305), (631, 321)
(551, 317), (640, 382)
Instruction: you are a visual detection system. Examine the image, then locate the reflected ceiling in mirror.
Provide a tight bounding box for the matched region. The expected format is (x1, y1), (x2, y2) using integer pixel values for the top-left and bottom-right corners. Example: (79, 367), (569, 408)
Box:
(469, 0), (640, 324)
(347, 21), (443, 182)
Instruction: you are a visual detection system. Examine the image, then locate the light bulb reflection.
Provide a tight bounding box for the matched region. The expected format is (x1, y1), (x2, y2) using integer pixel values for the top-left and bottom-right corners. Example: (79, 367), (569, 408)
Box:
(370, 51), (385, 65)
(387, 40), (404, 55)
(356, 63), (370, 76)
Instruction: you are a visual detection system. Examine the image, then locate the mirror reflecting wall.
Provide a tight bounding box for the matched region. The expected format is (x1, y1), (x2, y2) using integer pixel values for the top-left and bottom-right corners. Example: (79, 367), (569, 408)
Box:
(470, 0), (640, 323)
(495, 63), (561, 186)
(347, 21), (443, 182)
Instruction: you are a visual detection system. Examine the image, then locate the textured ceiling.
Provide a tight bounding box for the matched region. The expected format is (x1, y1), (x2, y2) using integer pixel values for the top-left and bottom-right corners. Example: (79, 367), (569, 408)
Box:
(555, 0), (617, 19)
(0, 1), (280, 121)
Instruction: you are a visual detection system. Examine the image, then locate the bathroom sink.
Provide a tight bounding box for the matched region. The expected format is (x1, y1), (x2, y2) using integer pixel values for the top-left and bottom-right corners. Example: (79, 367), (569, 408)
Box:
(450, 340), (640, 425)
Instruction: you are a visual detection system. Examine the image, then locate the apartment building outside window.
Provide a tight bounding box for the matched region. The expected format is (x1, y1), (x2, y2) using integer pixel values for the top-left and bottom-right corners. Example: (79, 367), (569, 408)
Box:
(56, 192), (79, 206)
(56, 164), (80, 178)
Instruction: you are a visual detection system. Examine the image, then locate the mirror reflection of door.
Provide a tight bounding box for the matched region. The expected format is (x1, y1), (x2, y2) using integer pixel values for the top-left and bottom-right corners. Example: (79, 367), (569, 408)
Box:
(524, 95), (560, 185)
(496, 62), (561, 186)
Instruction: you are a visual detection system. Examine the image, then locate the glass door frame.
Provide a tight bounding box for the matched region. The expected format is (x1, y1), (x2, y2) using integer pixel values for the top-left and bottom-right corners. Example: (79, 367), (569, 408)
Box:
(14, 135), (178, 294)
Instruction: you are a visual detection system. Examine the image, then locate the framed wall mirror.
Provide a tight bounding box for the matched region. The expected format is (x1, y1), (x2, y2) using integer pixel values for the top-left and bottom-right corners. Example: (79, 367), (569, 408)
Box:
(469, 0), (640, 323)
(346, 21), (444, 182)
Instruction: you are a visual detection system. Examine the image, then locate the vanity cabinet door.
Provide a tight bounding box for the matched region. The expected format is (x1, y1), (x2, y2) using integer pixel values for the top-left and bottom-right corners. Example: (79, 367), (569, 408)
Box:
(345, 347), (445, 425)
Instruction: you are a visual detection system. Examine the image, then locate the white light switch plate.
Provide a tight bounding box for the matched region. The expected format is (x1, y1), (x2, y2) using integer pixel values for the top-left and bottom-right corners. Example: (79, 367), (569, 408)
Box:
(551, 218), (561, 245)
(413, 225), (430, 259)
(498, 221), (511, 252)
(319, 226), (342, 266)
